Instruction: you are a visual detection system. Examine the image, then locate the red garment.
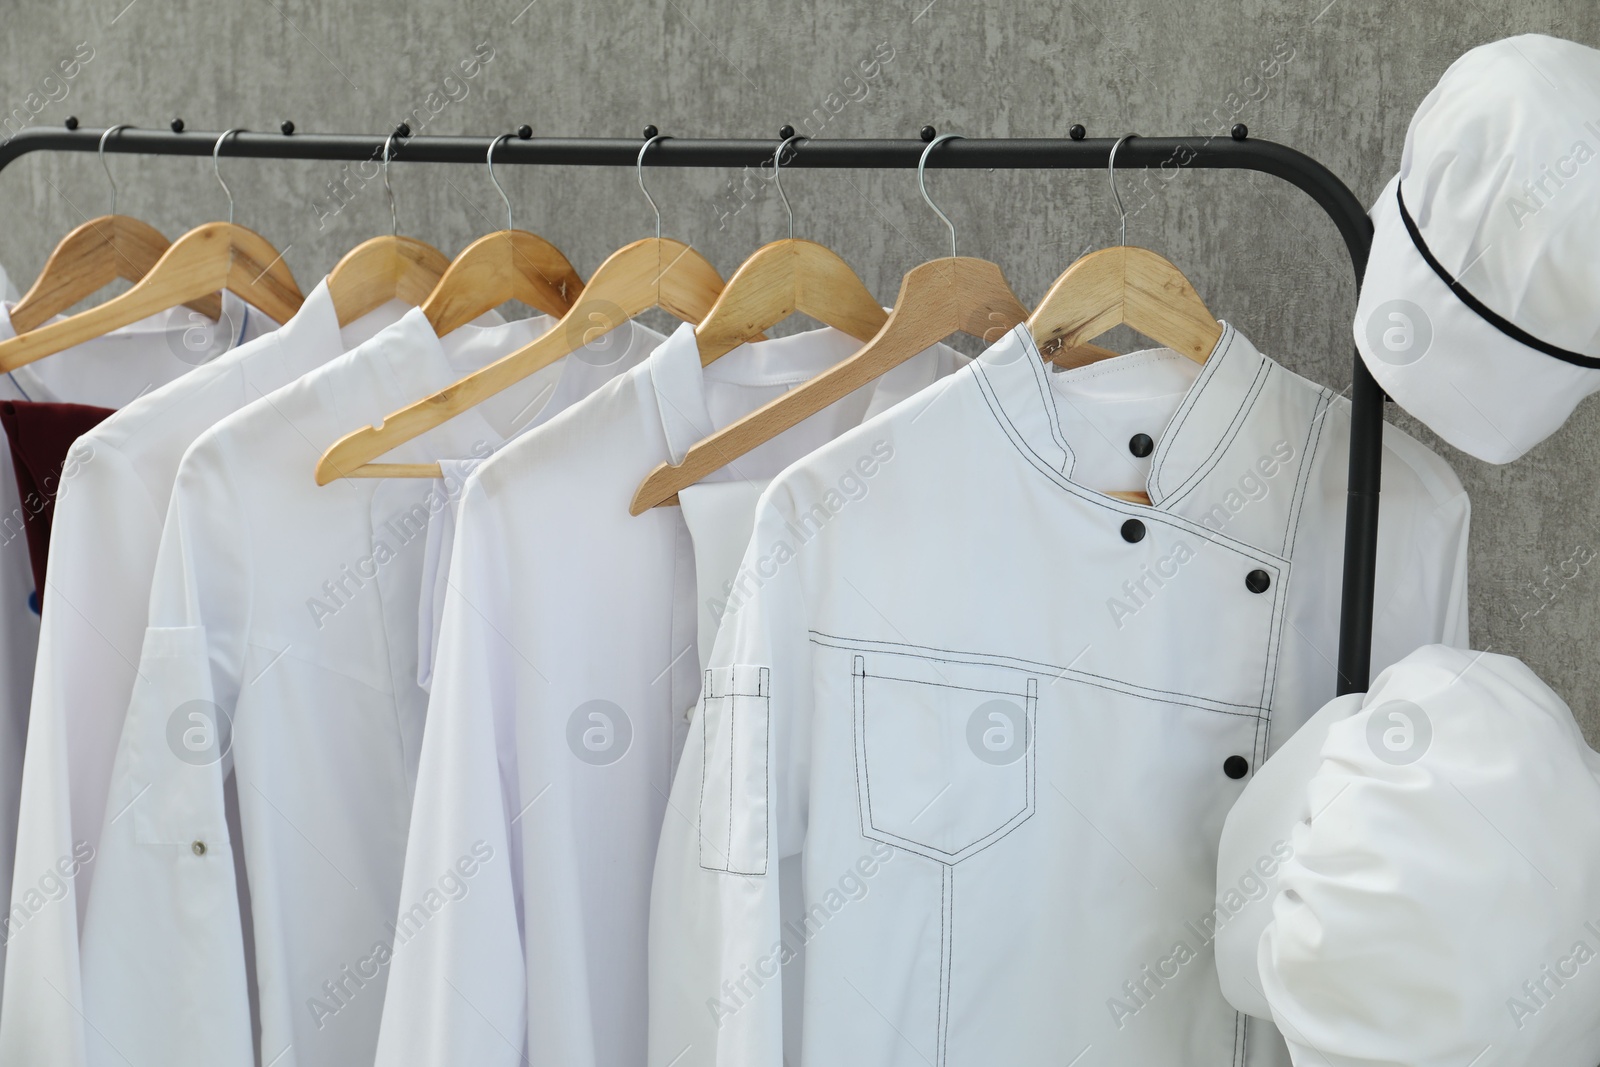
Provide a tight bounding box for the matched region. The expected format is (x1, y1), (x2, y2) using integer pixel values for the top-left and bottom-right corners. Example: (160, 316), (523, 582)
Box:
(0, 400), (113, 611)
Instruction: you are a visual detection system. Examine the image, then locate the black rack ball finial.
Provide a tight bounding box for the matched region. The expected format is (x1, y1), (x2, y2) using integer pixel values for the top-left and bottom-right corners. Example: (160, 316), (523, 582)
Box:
(1069, 123), (1086, 141)
(1231, 124), (1249, 141)
(778, 124), (795, 140)
(170, 118), (184, 133)
(919, 125), (937, 143)
(517, 124), (532, 139)
(394, 122), (411, 138)
(280, 120), (295, 135)
(64, 116), (79, 130)
(642, 125), (659, 140)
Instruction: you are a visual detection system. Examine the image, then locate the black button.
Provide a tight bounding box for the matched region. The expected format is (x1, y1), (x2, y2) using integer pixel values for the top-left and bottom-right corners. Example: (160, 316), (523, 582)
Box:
(1224, 755), (1249, 779)
(1128, 433), (1154, 458)
(1120, 519), (1145, 543)
(1246, 569), (1271, 594)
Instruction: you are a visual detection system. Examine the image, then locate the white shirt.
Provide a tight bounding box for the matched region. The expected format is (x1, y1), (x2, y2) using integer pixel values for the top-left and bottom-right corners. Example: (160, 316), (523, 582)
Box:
(373, 323), (970, 1067)
(0, 280), (404, 1067)
(0, 292), (276, 1024)
(79, 309), (659, 1067)
(648, 323), (1471, 1067)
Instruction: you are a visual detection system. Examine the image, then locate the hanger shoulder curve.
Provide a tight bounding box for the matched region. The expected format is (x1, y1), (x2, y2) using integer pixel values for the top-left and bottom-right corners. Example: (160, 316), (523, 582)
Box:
(315, 236), (725, 484)
(0, 222), (303, 372)
(604, 236), (725, 325)
(693, 239), (887, 363)
(1120, 245), (1223, 362)
(1029, 246), (1221, 368)
(421, 229), (584, 335)
(218, 223), (305, 323)
(630, 256), (1118, 514)
(10, 215), (223, 334)
(631, 257), (1016, 515)
(327, 235), (451, 327)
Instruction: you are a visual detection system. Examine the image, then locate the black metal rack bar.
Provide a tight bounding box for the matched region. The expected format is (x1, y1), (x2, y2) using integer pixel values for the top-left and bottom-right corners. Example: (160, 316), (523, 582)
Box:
(0, 124), (1381, 694)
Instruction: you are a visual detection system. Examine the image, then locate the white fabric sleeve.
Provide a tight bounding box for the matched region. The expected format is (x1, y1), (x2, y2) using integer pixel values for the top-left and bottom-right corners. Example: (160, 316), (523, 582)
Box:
(1213, 692), (1366, 1020)
(373, 476), (526, 1067)
(1370, 434), (1472, 664)
(78, 436), (255, 1067)
(1262, 648), (1600, 1066)
(0, 442), (162, 1067)
(648, 489), (814, 1067)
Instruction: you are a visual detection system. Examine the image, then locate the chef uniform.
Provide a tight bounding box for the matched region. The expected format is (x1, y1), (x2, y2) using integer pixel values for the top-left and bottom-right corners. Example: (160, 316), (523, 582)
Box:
(648, 323), (1469, 1066)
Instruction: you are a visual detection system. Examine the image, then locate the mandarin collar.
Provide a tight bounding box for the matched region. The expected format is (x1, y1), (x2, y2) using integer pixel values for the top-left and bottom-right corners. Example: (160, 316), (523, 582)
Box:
(973, 321), (1267, 507)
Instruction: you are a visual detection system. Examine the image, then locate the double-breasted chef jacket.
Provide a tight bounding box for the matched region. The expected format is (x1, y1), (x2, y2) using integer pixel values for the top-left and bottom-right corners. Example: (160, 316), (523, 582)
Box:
(649, 322), (1470, 1067)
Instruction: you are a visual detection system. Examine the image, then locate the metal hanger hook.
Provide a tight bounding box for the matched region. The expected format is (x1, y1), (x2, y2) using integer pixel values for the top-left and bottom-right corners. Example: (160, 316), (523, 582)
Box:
(98, 124), (132, 215)
(212, 128), (245, 225)
(487, 133), (513, 231)
(771, 133), (802, 241)
(382, 132), (400, 237)
(636, 133), (667, 241)
(917, 132), (963, 259)
(1109, 133), (1137, 247)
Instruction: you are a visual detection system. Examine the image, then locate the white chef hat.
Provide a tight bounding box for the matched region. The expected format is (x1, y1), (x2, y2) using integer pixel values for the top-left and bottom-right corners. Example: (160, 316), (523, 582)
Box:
(1214, 644), (1600, 1067)
(1353, 34), (1600, 464)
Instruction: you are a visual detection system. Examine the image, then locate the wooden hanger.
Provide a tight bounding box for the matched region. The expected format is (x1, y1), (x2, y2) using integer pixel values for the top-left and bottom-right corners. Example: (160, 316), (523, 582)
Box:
(630, 133), (1122, 514)
(1017, 137), (1223, 504)
(418, 134), (582, 335)
(693, 131), (886, 362)
(10, 127), (222, 333)
(11, 216), (224, 334)
(314, 132), (726, 484)
(0, 129), (302, 373)
(1028, 136), (1221, 369)
(1029, 245), (1220, 368)
(326, 131), (452, 326)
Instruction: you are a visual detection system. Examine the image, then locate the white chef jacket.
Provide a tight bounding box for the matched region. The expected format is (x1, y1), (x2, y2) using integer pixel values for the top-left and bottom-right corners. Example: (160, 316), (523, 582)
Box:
(79, 308), (660, 1067)
(648, 322), (1471, 1067)
(0, 280), (406, 1067)
(0, 292), (276, 1020)
(372, 322), (969, 1067)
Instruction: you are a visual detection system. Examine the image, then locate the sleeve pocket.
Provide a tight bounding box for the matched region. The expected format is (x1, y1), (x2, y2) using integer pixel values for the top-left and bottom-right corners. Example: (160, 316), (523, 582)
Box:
(697, 665), (770, 876)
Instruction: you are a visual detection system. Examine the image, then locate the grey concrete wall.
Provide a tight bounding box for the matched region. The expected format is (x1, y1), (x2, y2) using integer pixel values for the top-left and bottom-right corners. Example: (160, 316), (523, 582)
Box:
(0, 1), (1597, 727)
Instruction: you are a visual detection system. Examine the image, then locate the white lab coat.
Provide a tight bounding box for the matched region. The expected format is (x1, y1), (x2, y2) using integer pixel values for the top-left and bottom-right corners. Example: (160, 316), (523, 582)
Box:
(373, 323), (969, 1067)
(0, 293), (276, 1024)
(0, 281), (405, 1067)
(648, 323), (1471, 1067)
(79, 309), (659, 1067)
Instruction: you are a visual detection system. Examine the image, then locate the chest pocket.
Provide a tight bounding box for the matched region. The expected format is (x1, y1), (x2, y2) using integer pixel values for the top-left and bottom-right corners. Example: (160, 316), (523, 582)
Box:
(852, 651), (1037, 865)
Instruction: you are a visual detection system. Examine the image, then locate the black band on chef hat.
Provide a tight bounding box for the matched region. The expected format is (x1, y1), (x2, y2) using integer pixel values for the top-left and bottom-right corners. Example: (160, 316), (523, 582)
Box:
(1396, 182), (1600, 370)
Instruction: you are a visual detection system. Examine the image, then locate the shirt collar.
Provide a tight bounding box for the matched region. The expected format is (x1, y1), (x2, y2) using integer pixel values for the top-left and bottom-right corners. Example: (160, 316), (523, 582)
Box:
(231, 278), (342, 394)
(974, 321), (1266, 506)
(648, 320), (859, 464)
(0, 290), (268, 405)
(322, 307), (545, 467)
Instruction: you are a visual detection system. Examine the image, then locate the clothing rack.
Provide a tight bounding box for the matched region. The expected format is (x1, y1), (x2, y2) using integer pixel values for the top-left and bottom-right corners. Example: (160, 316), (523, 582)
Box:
(0, 121), (1382, 695)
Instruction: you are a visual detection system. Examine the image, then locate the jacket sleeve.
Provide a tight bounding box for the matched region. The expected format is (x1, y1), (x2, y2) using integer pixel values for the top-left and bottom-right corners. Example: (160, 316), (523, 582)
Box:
(0, 441), (162, 1067)
(1370, 473), (1471, 668)
(78, 433), (255, 1067)
(649, 488), (814, 1067)
(373, 476), (526, 1067)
